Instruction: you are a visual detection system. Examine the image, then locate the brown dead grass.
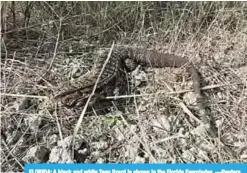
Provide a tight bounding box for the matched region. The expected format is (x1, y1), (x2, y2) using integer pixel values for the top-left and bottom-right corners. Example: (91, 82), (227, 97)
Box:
(1, 1), (247, 172)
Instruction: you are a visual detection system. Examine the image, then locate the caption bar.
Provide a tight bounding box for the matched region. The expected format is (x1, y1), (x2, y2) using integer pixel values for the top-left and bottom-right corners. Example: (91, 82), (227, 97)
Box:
(25, 164), (246, 173)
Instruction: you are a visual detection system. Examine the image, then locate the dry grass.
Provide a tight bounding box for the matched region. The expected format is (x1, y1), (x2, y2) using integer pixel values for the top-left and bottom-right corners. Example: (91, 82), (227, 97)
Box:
(1, 1), (247, 172)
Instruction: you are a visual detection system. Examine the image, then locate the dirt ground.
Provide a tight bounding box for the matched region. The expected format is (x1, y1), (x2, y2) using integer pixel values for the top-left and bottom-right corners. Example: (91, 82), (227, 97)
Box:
(1, 2), (247, 172)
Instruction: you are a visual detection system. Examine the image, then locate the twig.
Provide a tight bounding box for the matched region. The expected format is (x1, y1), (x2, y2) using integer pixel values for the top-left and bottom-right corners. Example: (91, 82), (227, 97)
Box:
(0, 82), (236, 100)
(71, 42), (116, 159)
(47, 18), (62, 72)
(1, 139), (24, 170)
(178, 102), (202, 124)
(0, 93), (48, 99)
